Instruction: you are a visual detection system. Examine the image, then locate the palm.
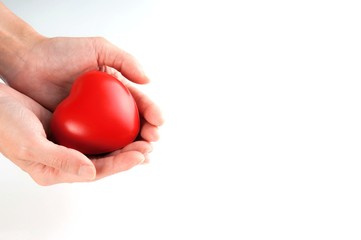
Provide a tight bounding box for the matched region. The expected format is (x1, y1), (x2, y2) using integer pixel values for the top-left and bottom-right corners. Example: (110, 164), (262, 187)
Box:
(0, 84), (153, 185)
(8, 37), (154, 118)
(1, 37), (163, 185)
(8, 36), (163, 140)
(8, 37), (100, 110)
(0, 84), (58, 181)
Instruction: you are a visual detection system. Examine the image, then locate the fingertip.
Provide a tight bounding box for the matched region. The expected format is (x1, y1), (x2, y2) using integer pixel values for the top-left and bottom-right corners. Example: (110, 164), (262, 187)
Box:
(141, 123), (160, 142)
(125, 150), (146, 164)
(120, 140), (153, 154)
(91, 150), (146, 179)
(146, 104), (165, 127)
(121, 52), (150, 84)
(142, 153), (150, 164)
(138, 153), (146, 164)
(156, 110), (165, 126)
(140, 71), (151, 84)
(78, 164), (96, 180)
(119, 151), (145, 167)
(94, 37), (150, 85)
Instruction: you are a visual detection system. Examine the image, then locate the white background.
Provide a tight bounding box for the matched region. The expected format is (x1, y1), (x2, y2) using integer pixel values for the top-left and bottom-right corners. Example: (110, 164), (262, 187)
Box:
(1, 0), (361, 239)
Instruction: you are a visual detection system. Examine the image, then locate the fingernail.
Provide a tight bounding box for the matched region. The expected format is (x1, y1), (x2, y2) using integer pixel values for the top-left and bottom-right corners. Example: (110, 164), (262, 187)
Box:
(137, 62), (150, 83)
(138, 154), (146, 165)
(156, 111), (165, 126)
(147, 145), (153, 153)
(142, 153), (150, 164)
(78, 165), (96, 180)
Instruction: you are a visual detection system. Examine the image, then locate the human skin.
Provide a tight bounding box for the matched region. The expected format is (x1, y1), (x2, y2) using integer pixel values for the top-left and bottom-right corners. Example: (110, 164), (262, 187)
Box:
(0, 3), (163, 185)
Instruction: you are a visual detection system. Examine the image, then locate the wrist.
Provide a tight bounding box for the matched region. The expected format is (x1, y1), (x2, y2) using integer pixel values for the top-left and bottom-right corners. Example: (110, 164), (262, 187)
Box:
(0, 3), (45, 82)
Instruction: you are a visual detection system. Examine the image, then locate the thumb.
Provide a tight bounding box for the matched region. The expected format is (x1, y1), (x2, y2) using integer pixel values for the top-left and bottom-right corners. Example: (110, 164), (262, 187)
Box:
(34, 139), (96, 180)
(92, 37), (150, 84)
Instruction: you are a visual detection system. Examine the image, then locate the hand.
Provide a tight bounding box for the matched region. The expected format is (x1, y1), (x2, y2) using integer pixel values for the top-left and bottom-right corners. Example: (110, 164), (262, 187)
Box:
(0, 4), (163, 185)
(4, 36), (147, 108)
(0, 83), (153, 185)
(3, 36), (163, 144)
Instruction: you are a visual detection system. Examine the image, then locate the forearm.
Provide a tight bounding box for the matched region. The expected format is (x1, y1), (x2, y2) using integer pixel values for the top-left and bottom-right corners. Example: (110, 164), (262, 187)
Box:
(0, 3), (43, 80)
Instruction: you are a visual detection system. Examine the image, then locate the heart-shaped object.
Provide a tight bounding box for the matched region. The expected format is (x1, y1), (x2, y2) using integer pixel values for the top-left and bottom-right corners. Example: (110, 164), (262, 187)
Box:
(50, 71), (140, 155)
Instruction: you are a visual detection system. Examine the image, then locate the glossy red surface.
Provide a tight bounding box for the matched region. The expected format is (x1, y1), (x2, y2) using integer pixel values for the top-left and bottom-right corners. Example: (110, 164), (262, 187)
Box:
(50, 71), (140, 155)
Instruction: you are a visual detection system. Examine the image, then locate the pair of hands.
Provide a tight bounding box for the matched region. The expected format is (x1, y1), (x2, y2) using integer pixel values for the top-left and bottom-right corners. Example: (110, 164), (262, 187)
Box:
(0, 36), (163, 185)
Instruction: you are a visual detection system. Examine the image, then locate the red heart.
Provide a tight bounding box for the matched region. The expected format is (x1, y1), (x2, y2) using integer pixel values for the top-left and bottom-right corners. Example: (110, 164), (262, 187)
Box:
(50, 71), (140, 155)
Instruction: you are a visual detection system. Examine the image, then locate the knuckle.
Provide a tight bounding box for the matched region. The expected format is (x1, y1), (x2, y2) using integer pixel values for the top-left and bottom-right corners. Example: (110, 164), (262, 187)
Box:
(16, 142), (36, 161)
(48, 155), (68, 170)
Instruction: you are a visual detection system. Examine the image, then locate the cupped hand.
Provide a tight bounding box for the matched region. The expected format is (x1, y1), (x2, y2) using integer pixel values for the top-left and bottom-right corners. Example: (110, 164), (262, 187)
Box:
(0, 5), (163, 185)
(0, 83), (153, 185)
(3, 36), (163, 144)
(3, 36), (148, 110)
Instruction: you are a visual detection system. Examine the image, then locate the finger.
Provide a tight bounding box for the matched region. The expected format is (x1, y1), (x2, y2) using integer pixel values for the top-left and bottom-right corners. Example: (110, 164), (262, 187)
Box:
(97, 141), (152, 160)
(27, 163), (95, 186)
(140, 122), (160, 142)
(99, 66), (124, 80)
(120, 140), (152, 164)
(29, 142), (151, 185)
(120, 140), (153, 154)
(92, 151), (145, 180)
(127, 84), (164, 126)
(93, 37), (149, 84)
(32, 139), (96, 181)
(97, 67), (164, 127)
